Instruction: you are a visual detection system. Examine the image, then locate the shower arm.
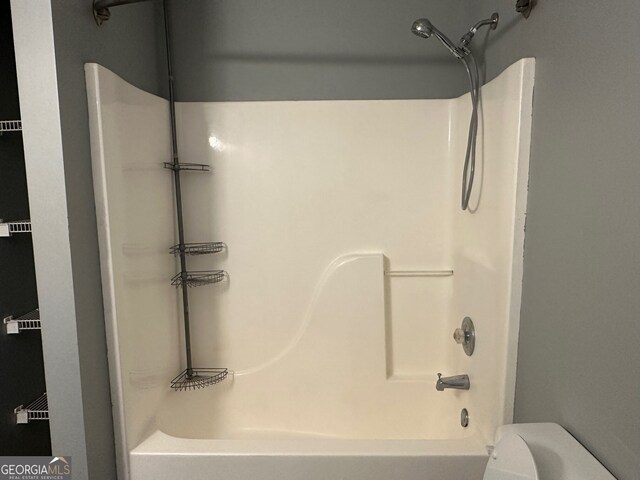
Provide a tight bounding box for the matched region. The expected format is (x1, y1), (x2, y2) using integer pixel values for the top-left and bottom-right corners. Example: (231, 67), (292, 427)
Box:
(93, 0), (155, 25)
(458, 13), (499, 51)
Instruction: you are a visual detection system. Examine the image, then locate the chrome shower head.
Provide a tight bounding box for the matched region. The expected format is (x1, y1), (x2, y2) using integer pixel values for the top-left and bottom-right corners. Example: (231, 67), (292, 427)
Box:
(411, 18), (434, 39)
(411, 18), (464, 59)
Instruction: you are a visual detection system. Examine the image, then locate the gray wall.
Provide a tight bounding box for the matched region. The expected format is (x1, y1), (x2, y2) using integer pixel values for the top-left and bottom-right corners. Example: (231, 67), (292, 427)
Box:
(169, 0), (473, 101)
(477, 2), (640, 479)
(12, 1), (164, 479)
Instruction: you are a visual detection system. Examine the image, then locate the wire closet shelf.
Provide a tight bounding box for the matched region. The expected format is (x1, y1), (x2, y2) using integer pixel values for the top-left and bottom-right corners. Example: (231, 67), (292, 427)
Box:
(0, 120), (22, 133)
(4, 309), (41, 334)
(15, 393), (49, 424)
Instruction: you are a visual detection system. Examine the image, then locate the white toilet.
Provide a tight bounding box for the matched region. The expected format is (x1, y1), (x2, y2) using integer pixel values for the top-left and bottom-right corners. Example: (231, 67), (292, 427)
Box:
(483, 423), (616, 480)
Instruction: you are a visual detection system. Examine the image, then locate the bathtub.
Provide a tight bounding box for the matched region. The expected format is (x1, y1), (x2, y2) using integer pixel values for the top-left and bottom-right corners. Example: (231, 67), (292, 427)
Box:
(131, 431), (488, 480)
(127, 253), (490, 479)
(85, 58), (534, 480)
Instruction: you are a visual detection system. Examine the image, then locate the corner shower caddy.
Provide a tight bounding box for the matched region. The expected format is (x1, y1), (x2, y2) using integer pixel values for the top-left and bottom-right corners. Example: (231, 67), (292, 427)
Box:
(159, 0), (228, 390)
(92, 0), (229, 391)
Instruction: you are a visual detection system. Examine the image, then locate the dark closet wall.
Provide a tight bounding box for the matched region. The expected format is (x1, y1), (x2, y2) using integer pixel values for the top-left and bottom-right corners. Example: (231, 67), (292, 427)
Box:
(0, 0), (49, 455)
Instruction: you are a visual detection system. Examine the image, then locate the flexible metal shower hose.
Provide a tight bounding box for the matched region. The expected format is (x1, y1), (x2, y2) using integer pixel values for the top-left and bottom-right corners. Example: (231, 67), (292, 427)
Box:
(461, 54), (480, 211)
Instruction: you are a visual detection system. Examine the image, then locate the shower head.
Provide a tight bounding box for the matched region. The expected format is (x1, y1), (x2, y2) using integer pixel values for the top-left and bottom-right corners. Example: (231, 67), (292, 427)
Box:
(411, 13), (499, 60)
(411, 18), (434, 38)
(411, 18), (464, 59)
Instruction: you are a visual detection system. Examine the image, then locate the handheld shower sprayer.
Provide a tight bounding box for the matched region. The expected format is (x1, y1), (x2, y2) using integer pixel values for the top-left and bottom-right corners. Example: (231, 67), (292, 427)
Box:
(411, 19), (464, 59)
(411, 14), (499, 59)
(411, 13), (499, 211)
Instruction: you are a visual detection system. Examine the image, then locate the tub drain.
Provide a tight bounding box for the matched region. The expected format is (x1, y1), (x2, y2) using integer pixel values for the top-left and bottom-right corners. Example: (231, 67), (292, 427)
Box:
(461, 408), (469, 427)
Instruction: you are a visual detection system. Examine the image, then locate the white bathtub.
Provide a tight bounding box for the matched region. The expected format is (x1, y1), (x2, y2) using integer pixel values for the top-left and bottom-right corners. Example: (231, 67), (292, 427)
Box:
(85, 59), (534, 480)
(131, 430), (488, 480)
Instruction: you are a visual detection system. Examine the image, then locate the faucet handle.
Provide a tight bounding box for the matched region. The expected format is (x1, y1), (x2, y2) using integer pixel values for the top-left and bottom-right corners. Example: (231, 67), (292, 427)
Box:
(453, 317), (475, 356)
(437, 373), (442, 380)
(453, 328), (467, 344)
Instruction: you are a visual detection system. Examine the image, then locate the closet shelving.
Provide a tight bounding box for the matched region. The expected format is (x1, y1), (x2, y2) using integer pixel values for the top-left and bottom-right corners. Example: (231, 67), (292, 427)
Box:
(1, 112), (47, 425)
(2, 0), (50, 450)
(0, 119), (22, 133)
(15, 393), (49, 424)
(0, 220), (32, 237)
(4, 308), (40, 334)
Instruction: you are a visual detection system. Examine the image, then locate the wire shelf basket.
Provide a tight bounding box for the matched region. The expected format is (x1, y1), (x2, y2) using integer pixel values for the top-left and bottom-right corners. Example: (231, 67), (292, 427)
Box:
(169, 242), (225, 256)
(171, 270), (226, 288)
(170, 368), (228, 391)
(163, 162), (210, 172)
(15, 393), (48, 424)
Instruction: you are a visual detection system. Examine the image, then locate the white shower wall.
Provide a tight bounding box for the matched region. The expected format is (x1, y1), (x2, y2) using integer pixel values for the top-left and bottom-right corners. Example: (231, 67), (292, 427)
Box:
(176, 98), (452, 377)
(86, 58), (533, 480)
(449, 59), (534, 442)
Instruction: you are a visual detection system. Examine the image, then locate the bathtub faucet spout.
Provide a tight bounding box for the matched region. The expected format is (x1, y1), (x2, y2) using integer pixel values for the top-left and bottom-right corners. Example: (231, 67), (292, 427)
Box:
(436, 373), (470, 391)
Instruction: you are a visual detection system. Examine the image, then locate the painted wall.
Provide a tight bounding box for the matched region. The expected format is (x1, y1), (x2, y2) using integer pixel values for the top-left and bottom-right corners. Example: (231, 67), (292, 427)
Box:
(477, 2), (640, 479)
(11, 1), (164, 479)
(168, 0), (474, 101)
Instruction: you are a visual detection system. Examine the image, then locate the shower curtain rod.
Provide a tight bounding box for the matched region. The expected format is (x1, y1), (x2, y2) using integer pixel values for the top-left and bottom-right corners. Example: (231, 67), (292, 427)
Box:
(93, 0), (154, 25)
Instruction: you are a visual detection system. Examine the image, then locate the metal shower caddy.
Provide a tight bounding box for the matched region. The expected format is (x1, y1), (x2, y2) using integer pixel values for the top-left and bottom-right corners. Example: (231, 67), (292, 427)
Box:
(95, 0), (229, 391)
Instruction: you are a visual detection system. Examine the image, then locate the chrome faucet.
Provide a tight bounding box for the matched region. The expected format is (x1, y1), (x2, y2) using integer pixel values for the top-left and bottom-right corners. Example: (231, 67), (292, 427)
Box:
(436, 373), (470, 391)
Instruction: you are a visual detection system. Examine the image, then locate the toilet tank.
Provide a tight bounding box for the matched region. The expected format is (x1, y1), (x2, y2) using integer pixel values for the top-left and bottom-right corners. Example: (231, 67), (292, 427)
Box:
(495, 424), (616, 480)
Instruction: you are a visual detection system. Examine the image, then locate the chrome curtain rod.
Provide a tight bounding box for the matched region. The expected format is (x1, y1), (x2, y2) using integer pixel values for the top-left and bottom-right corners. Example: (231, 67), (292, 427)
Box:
(93, 0), (154, 25)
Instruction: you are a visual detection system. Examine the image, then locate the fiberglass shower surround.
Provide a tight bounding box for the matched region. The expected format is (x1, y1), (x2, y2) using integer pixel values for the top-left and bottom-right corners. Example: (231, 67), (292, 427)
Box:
(86, 58), (534, 480)
(85, 3), (533, 480)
